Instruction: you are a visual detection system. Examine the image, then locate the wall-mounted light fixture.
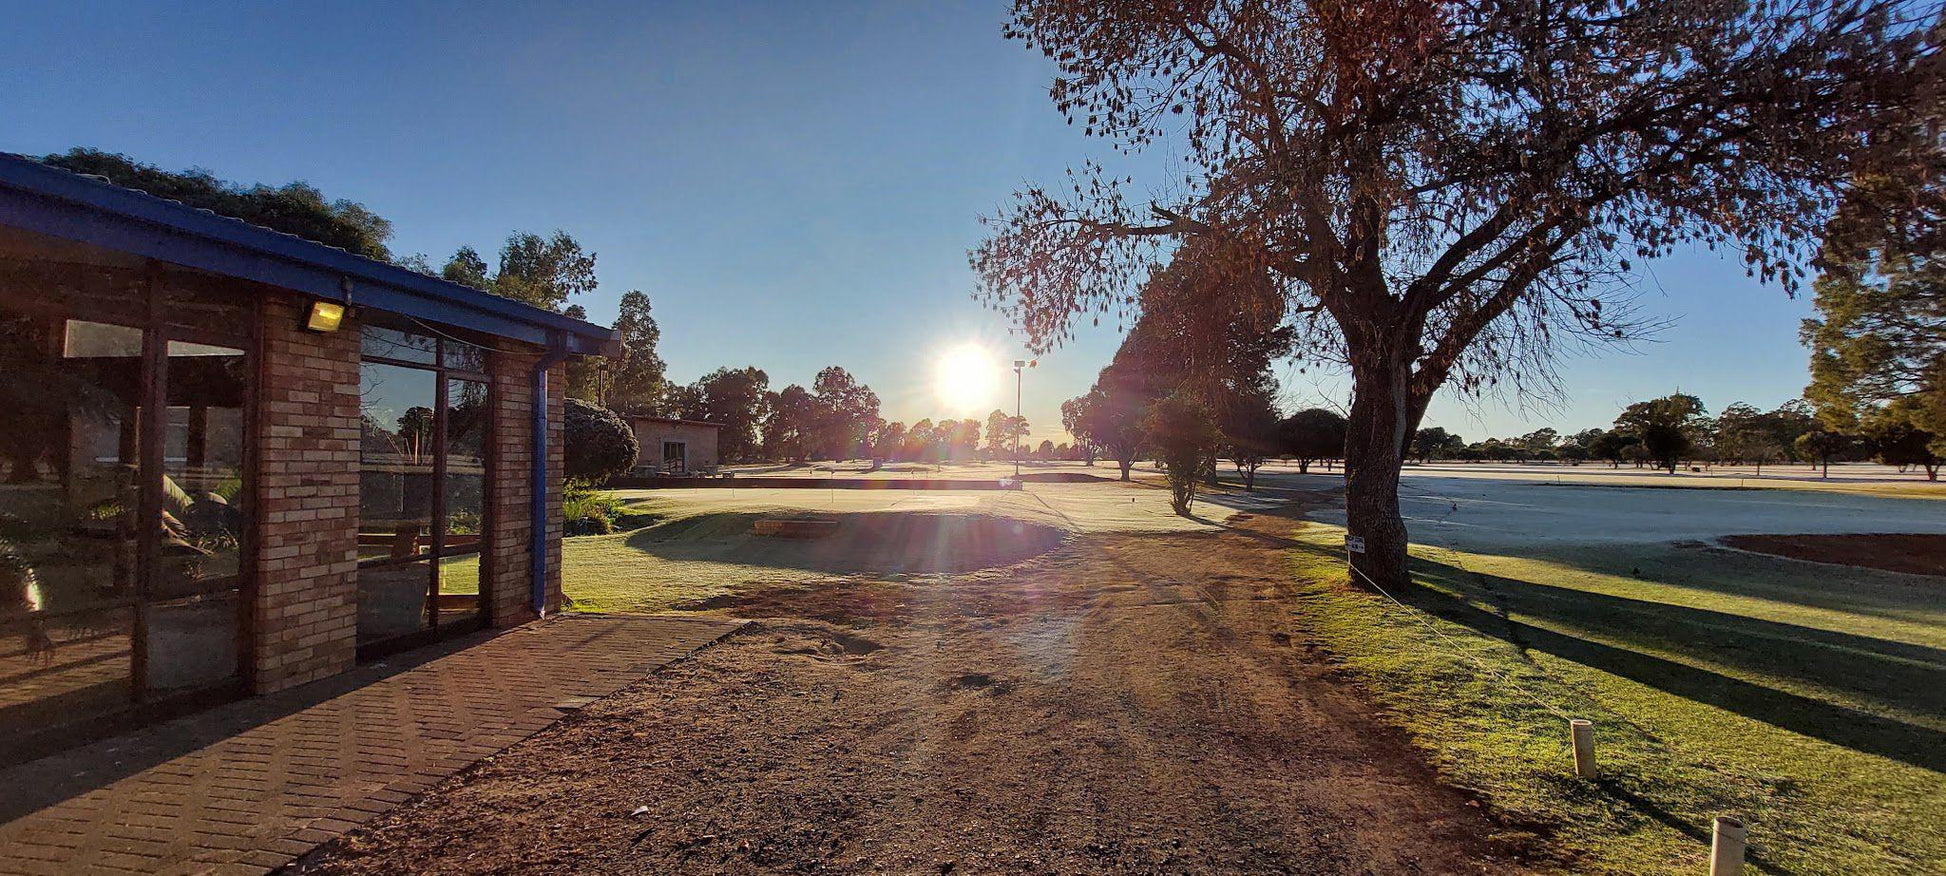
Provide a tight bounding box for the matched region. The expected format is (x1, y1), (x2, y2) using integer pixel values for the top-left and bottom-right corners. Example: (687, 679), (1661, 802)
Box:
(304, 299), (346, 332)
(304, 277), (354, 332)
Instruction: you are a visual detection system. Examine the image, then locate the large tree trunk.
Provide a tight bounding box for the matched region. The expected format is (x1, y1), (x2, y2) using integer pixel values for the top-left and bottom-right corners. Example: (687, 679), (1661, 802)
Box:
(1342, 353), (1422, 592)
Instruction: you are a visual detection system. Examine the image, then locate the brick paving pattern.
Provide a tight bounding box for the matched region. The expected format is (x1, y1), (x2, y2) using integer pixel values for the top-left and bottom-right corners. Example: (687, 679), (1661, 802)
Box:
(0, 630), (129, 716)
(0, 614), (740, 875)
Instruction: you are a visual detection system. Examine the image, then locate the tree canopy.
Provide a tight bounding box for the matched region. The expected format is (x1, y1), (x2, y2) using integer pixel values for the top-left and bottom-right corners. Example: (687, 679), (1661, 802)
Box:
(762, 384), (820, 462)
(1067, 371), (1148, 480)
(811, 367), (882, 460)
(688, 367), (772, 463)
(1616, 393), (1708, 473)
(441, 247), (492, 290)
(606, 290), (669, 415)
(44, 147), (394, 260)
(974, 0), (1939, 586)
(984, 409), (1029, 457)
(493, 231), (599, 312)
(1280, 408), (1347, 473)
(1410, 427), (1465, 462)
(1110, 238), (1292, 418)
(1803, 167), (1946, 477)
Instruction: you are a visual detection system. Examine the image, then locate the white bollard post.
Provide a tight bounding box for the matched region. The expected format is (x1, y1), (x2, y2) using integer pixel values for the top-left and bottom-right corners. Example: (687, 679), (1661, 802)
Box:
(1710, 815), (1748, 876)
(1570, 719), (1596, 779)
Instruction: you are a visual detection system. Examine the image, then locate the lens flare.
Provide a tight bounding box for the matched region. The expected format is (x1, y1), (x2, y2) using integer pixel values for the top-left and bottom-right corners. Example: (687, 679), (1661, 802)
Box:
(935, 344), (999, 414)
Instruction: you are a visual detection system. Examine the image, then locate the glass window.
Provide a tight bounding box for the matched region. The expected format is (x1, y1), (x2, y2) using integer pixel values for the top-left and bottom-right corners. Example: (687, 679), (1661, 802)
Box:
(62, 320), (143, 359)
(358, 363), (437, 561)
(441, 338), (487, 374)
(438, 379), (487, 626)
(0, 240), (255, 753)
(357, 362), (437, 645)
(356, 326), (492, 649)
(359, 325), (436, 364)
(148, 340), (247, 694)
(357, 559), (432, 645)
(0, 308), (141, 741)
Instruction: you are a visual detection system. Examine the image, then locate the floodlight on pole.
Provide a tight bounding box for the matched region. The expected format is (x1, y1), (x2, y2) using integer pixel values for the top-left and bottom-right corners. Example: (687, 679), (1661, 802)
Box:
(1013, 359), (1028, 479)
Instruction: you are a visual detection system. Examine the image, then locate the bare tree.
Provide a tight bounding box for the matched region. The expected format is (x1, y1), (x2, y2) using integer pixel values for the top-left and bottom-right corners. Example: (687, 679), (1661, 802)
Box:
(973, 0), (1937, 586)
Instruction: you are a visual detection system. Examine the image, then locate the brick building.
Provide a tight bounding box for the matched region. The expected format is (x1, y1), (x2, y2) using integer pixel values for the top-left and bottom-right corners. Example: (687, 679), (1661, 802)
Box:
(0, 155), (615, 761)
(626, 416), (722, 475)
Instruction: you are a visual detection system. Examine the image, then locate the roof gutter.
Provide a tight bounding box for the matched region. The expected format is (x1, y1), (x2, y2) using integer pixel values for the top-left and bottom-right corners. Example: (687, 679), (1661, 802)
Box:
(531, 333), (573, 616)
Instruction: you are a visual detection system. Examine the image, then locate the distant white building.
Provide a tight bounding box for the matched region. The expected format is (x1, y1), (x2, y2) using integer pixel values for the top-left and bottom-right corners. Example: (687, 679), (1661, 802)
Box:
(626, 417), (721, 475)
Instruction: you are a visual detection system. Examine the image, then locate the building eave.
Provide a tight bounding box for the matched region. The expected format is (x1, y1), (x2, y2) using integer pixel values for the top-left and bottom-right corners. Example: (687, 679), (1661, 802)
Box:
(0, 153), (617, 355)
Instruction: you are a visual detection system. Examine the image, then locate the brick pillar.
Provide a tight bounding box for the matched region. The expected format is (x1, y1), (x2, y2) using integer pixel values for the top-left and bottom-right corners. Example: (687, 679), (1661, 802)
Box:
(252, 297), (361, 691)
(487, 345), (566, 627)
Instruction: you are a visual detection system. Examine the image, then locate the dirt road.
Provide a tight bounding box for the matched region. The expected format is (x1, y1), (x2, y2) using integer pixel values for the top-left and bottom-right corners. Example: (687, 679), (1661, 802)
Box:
(298, 511), (1518, 874)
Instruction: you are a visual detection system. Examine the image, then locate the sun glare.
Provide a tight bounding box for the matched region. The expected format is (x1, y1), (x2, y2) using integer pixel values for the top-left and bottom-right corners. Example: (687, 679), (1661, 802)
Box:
(935, 344), (1000, 414)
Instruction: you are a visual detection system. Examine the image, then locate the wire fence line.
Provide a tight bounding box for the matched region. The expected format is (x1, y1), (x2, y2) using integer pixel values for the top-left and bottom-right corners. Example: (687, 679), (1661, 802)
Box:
(1342, 555), (1579, 723)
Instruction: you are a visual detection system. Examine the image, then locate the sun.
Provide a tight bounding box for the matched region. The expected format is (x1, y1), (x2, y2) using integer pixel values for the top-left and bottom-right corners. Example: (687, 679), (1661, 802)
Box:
(935, 343), (1000, 414)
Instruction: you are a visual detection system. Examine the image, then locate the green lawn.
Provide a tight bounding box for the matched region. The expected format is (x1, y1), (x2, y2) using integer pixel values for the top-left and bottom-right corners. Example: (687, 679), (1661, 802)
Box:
(552, 528), (765, 614)
(1286, 524), (1946, 874)
(428, 531), (756, 613)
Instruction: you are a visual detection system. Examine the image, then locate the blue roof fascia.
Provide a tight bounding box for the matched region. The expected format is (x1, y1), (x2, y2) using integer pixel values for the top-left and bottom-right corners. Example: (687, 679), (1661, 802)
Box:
(0, 155), (615, 356)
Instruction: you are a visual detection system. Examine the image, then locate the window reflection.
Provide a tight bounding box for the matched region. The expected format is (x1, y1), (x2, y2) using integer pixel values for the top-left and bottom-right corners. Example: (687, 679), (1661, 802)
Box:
(357, 362), (436, 644)
(359, 325), (436, 364)
(1, 309), (140, 736)
(150, 340), (246, 693)
(0, 238), (256, 749)
(358, 363), (437, 560)
(442, 339), (486, 374)
(356, 324), (491, 648)
(439, 379), (487, 625)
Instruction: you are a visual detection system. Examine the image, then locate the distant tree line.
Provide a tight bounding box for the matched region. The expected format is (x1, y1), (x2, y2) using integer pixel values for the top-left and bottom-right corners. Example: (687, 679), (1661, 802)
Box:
(1397, 393), (1940, 480)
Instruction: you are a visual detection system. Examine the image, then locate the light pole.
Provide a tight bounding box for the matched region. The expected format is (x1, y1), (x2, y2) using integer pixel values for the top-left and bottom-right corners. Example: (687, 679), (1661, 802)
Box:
(1012, 359), (1026, 479)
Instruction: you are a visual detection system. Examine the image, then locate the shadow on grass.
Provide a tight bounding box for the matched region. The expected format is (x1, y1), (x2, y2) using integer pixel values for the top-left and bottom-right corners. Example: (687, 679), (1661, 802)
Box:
(1595, 779), (1804, 876)
(1288, 536), (1946, 774)
(620, 510), (1067, 576)
(1413, 561), (1946, 719)
(1503, 539), (1946, 629)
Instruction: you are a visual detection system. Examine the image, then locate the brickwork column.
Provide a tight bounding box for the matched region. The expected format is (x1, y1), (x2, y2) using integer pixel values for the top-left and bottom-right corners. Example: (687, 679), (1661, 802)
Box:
(486, 345), (566, 627)
(252, 297), (361, 691)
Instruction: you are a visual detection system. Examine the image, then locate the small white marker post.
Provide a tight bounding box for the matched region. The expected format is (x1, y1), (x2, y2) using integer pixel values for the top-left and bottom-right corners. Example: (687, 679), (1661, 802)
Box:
(1569, 719), (1596, 779)
(1710, 816), (1748, 876)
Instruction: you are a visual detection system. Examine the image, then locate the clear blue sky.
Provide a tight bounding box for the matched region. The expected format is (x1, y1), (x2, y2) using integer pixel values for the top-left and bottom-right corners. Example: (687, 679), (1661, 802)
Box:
(1, 1), (1819, 443)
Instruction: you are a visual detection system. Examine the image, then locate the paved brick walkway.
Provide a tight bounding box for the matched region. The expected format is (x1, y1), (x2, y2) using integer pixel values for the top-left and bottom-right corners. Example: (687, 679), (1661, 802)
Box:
(0, 614), (741, 875)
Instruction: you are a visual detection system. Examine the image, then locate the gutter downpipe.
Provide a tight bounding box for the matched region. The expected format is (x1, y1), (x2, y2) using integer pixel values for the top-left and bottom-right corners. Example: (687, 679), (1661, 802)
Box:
(530, 332), (573, 616)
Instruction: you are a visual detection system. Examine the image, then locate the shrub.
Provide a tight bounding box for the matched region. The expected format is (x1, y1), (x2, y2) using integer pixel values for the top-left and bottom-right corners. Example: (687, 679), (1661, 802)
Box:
(1145, 390), (1221, 516)
(563, 479), (623, 536)
(564, 398), (639, 482)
